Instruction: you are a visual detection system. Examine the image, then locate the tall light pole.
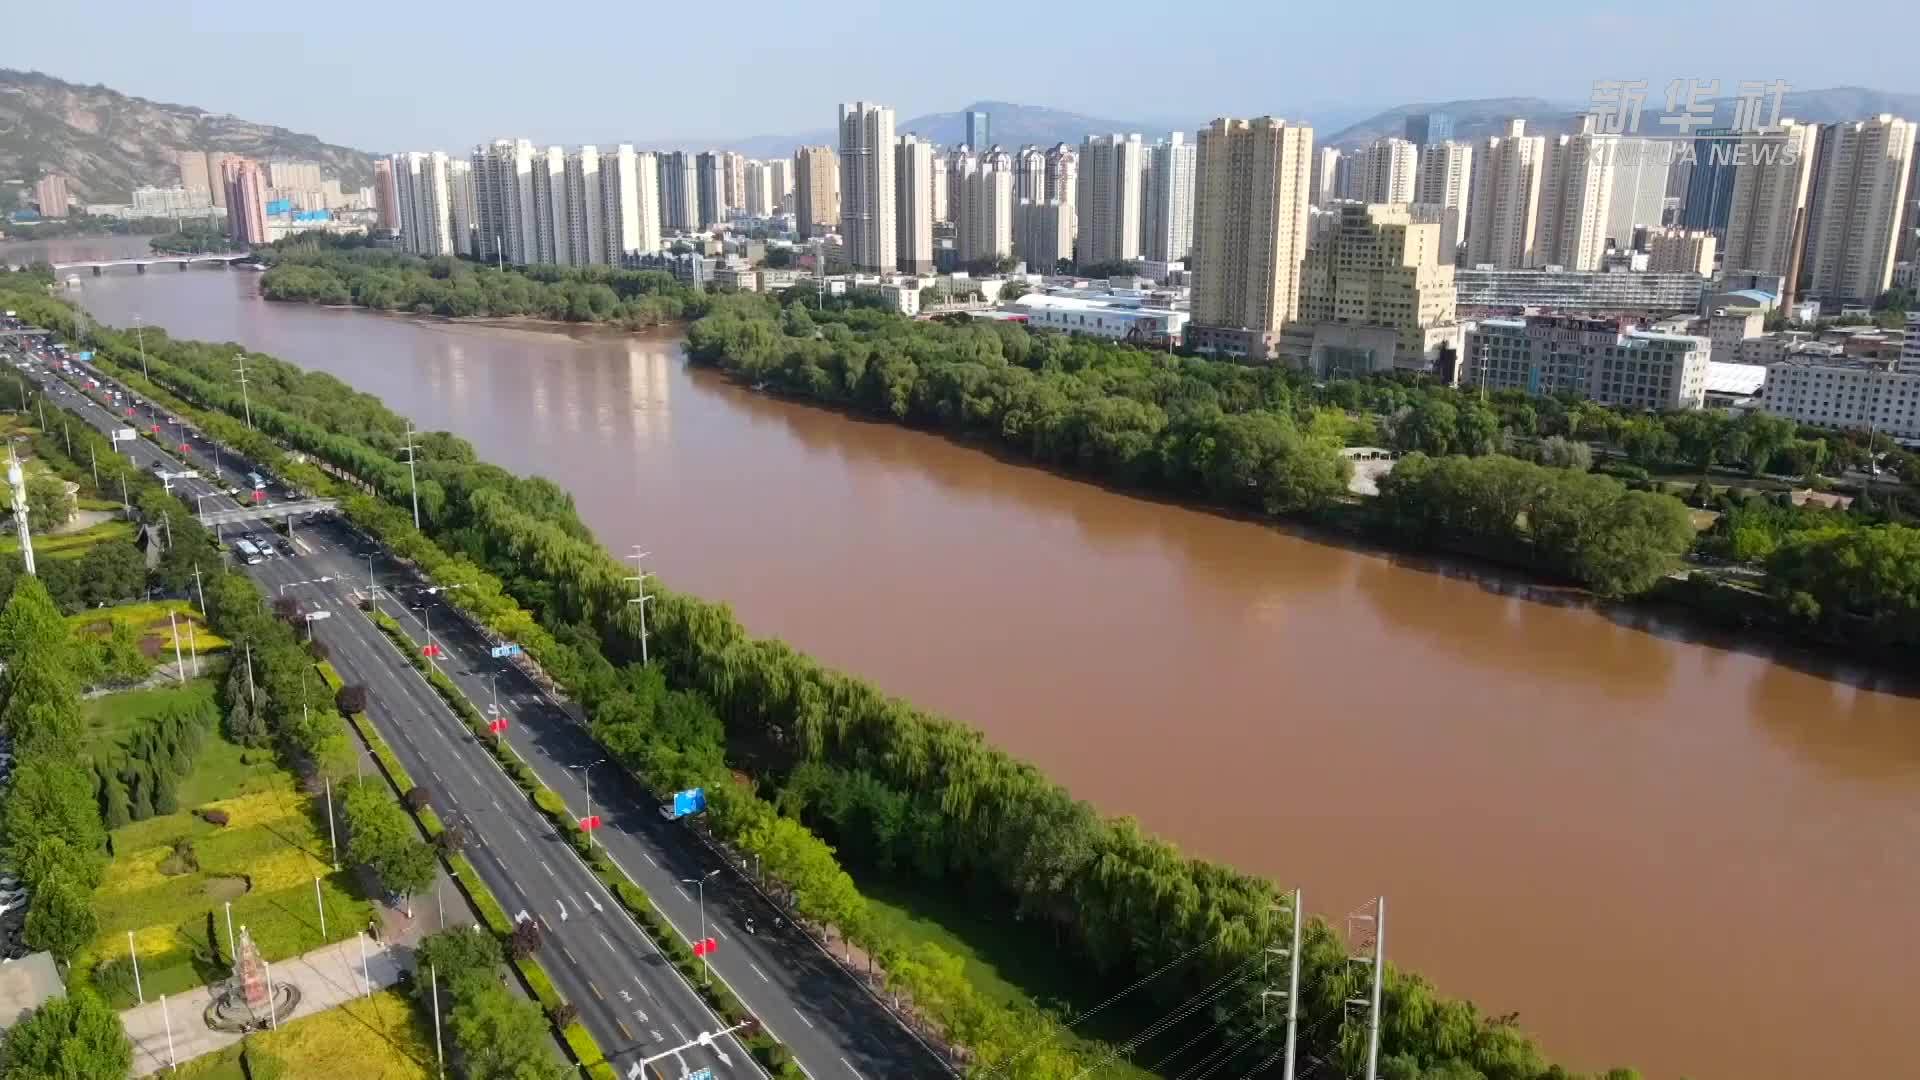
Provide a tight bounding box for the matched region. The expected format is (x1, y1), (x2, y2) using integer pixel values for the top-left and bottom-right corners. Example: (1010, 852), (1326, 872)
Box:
(233, 353), (253, 429)
(401, 423), (421, 529)
(626, 547), (652, 666)
(567, 759), (605, 847)
(684, 869), (721, 985)
(134, 314), (149, 381)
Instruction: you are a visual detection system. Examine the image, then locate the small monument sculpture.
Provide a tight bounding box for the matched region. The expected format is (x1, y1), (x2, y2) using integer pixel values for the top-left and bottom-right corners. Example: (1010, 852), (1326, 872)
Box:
(205, 925), (300, 1031)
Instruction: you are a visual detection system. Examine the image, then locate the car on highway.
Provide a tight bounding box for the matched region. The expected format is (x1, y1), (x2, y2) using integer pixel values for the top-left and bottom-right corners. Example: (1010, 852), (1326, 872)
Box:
(275, 540), (296, 557)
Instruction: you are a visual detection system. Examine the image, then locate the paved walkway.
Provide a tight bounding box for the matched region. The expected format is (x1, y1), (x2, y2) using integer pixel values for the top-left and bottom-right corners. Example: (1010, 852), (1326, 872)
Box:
(123, 935), (407, 1076)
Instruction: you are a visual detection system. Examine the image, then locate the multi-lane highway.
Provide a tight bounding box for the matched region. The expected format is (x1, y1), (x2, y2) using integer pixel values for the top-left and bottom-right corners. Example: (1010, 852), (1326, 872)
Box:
(13, 337), (949, 1080)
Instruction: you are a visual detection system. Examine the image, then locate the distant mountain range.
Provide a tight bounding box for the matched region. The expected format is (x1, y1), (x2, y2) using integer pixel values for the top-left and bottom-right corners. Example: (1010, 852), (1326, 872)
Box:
(717, 101), (1199, 159)
(0, 68), (377, 204)
(1323, 86), (1920, 148)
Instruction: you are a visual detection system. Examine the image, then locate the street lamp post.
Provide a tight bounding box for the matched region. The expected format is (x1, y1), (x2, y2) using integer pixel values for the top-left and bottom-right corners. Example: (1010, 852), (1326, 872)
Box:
(134, 315), (149, 381)
(683, 869), (721, 986)
(567, 759), (606, 847)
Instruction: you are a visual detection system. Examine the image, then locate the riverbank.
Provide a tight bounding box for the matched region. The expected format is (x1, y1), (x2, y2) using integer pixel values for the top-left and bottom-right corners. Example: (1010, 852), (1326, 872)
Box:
(51, 265), (1920, 1080)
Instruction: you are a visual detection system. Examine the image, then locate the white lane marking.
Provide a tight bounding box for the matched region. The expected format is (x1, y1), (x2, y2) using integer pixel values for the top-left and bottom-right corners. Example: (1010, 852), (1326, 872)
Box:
(540, 860), (555, 878)
(714, 928), (727, 941)
(642, 852), (657, 867)
(750, 962), (769, 982)
(794, 1009), (814, 1029)
(513, 827), (528, 844)
(670, 1023), (685, 1040)
(675, 885), (690, 902)
(842, 1059), (864, 1080)
(599, 931), (616, 951)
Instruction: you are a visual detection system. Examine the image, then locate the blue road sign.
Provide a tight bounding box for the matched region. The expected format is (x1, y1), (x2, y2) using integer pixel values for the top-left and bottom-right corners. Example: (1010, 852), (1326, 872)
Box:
(76, 351), (93, 361)
(687, 1070), (713, 1080)
(490, 643), (522, 659)
(670, 788), (707, 819)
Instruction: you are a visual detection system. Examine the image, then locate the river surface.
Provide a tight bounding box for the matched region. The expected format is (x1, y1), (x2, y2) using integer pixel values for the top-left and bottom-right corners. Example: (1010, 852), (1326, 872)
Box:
(35, 247), (1920, 1079)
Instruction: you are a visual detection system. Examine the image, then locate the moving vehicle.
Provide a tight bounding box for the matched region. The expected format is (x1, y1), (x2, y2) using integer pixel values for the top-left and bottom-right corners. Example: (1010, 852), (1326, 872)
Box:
(233, 539), (264, 565)
(246, 471), (266, 491)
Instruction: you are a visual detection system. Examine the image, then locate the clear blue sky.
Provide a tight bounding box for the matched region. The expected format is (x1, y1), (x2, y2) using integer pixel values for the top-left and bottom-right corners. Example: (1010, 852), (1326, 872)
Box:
(11, 0), (1909, 152)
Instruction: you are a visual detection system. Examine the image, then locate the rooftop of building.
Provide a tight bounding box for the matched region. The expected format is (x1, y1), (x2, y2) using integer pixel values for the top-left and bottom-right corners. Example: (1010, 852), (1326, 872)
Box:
(1705, 361), (1768, 397)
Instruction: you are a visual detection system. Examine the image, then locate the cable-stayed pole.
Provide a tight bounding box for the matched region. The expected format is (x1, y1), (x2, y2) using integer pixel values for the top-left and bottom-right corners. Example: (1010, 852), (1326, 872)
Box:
(7, 446), (36, 576)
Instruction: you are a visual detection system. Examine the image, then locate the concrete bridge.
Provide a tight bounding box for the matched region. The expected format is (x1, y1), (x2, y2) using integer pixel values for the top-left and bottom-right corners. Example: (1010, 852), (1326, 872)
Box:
(48, 253), (253, 275)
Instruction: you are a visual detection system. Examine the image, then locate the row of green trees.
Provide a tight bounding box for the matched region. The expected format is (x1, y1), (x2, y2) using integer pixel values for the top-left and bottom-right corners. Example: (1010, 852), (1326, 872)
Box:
(341, 778), (438, 904)
(6, 273), (1653, 1077)
(414, 928), (565, 1078)
(89, 702), (216, 827)
(260, 246), (709, 327)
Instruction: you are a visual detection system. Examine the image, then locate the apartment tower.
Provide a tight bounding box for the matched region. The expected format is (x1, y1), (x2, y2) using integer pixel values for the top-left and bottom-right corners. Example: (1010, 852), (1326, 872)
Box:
(1143, 132), (1196, 262)
(793, 145), (839, 238)
(221, 158), (270, 246)
(839, 101), (897, 273)
(1465, 119), (1547, 268)
(1722, 119), (1820, 277)
(1186, 116), (1314, 360)
(1807, 114), (1916, 305)
(1076, 133), (1146, 266)
(895, 135), (937, 273)
(1358, 137), (1418, 204)
(1413, 140), (1473, 255)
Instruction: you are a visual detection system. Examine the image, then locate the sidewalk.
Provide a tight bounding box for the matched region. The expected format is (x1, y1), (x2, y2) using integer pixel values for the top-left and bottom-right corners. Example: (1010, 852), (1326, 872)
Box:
(122, 935), (406, 1077)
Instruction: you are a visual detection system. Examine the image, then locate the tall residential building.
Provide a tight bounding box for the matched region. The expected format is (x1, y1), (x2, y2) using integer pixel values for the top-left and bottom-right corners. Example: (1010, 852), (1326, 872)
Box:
(743, 160), (778, 218)
(695, 151), (726, 230)
(1013, 146), (1048, 203)
(1603, 138), (1675, 249)
(33, 175), (69, 218)
(720, 152), (749, 219)
(1405, 112), (1454, 147)
(1465, 119), (1546, 269)
(1297, 202), (1457, 366)
(1186, 116), (1314, 360)
(1680, 128), (1738, 237)
(658, 151), (698, 234)
(1643, 227), (1717, 275)
(204, 152), (231, 207)
(944, 146), (976, 224)
(895, 135), (937, 273)
(965, 111), (991, 152)
(1357, 137), (1418, 204)
(1535, 128), (1617, 270)
(176, 150), (213, 195)
(1045, 143), (1078, 205)
(532, 146), (571, 265)
(392, 151), (454, 256)
(793, 145), (839, 238)
(1722, 119), (1820, 277)
(447, 160), (478, 257)
(839, 101), (897, 273)
(472, 139), (535, 265)
(1413, 140), (1472, 255)
(1076, 133), (1146, 266)
(373, 158), (401, 231)
(1142, 133), (1195, 263)
(929, 160), (949, 224)
(600, 146), (660, 260)
(268, 161), (324, 190)
(1312, 147), (1345, 208)
(221, 158), (270, 246)
(565, 146), (605, 266)
(1901, 311), (1920, 374)
(1807, 114), (1916, 306)
(956, 152), (1013, 265)
(1014, 199), (1073, 271)
(768, 158), (793, 211)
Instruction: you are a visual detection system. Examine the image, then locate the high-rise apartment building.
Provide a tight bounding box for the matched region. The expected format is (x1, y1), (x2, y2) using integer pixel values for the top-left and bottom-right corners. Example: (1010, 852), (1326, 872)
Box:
(268, 161), (324, 190)
(1186, 116), (1314, 360)
(447, 160), (477, 257)
(221, 158), (270, 246)
(839, 102), (897, 273)
(1076, 133), (1146, 266)
(564, 146), (605, 266)
(966, 111), (991, 153)
(532, 146), (575, 265)
(1312, 147), (1345, 208)
(1405, 112), (1454, 147)
(743, 160), (777, 217)
(895, 135), (936, 273)
(1413, 140), (1473, 255)
(793, 145), (839, 238)
(956, 152), (1013, 265)
(945, 146), (976, 224)
(373, 158), (401, 231)
(658, 152), (698, 235)
(1602, 139), (1674, 250)
(1680, 128), (1738, 237)
(1643, 227), (1717, 275)
(1465, 119), (1546, 269)
(1535, 127), (1617, 270)
(600, 146), (660, 260)
(1142, 133), (1195, 263)
(1357, 137), (1418, 204)
(392, 151), (454, 256)
(720, 152), (749, 220)
(1297, 202), (1458, 366)
(1045, 143), (1078, 206)
(472, 139), (536, 265)
(1807, 114), (1916, 306)
(1722, 119), (1820, 277)
(1901, 311), (1920, 374)
(767, 158), (793, 212)
(1013, 146), (1048, 203)
(1015, 199), (1073, 271)
(176, 150), (213, 195)
(695, 151), (726, 230)
(33, 175), (69, 218)
(929, 160), (949, 224)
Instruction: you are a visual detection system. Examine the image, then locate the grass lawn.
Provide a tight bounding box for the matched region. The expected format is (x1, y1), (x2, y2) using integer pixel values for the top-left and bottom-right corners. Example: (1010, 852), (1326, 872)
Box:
(69, 598), (231, 659)
(858, 876), (1162, 1079)
(0, 518), (134, 561)
(82, 677), (220, 753)
(174, 990), (434, 1080)
(79, 699), (372, 1007)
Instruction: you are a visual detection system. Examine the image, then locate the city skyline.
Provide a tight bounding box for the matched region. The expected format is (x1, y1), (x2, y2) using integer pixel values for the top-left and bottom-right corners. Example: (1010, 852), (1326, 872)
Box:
(5, 0), (1912, 153)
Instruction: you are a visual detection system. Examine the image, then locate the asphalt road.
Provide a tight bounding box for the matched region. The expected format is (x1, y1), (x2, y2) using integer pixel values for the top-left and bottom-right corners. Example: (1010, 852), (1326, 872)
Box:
(15, 345), (949, 1080)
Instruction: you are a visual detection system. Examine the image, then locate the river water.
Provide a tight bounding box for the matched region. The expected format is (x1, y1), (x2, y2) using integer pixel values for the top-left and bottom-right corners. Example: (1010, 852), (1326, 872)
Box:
(33, 245), (1920, 1079)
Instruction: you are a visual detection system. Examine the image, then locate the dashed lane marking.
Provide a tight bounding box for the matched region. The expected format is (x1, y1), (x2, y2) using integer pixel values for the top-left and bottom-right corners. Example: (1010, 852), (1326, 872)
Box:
(590, 981), (603, 1001)
(751, 962), (769, 982)
(616, 1019), (633, 1040)
(795, 1010), (814, 1029)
